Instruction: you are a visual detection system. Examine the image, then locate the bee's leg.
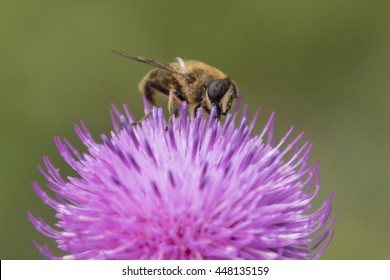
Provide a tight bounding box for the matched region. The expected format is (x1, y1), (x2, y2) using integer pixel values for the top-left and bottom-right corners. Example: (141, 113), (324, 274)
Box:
(167, 89), (176, 125)
(131, 81), (157, 126)
(131, 111), (152, 126)
(187, 104), (200, 118)
(167, 89), (183, 125)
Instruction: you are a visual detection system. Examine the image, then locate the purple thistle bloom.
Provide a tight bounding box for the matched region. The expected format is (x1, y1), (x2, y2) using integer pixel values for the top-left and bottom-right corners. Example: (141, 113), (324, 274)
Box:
(29, 102), (335, 260)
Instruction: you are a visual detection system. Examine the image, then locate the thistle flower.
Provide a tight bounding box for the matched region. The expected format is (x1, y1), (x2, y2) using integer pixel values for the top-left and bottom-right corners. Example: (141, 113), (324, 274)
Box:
(29, 102), (335, 260)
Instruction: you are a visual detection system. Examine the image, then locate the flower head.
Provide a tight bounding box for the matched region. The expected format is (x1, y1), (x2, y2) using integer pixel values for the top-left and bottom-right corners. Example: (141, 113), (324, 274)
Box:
(29, 102), (335, 259)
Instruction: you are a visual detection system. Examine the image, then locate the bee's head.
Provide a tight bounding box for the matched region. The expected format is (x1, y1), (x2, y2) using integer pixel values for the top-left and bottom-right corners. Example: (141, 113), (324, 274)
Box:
(206, 78), (239, 117)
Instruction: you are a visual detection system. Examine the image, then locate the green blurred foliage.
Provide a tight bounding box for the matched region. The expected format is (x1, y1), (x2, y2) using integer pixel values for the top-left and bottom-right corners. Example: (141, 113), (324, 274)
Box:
(1, 0), (389, 259)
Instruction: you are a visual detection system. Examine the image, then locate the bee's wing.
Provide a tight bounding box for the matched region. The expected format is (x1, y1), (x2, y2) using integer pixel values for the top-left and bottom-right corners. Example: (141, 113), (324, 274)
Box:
(110, 50), (187, 76)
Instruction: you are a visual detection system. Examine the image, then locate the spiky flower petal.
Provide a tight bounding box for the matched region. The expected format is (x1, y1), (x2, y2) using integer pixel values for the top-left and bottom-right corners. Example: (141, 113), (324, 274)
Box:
(29, 103), (335, 259)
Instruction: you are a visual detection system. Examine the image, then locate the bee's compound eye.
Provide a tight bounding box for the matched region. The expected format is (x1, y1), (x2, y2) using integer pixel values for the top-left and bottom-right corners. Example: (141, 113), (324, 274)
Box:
(207, 79), (231, 103)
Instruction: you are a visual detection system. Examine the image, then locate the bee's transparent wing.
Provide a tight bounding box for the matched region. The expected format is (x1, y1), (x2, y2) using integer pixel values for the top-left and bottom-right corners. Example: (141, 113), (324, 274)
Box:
(110, 50), (187, 76)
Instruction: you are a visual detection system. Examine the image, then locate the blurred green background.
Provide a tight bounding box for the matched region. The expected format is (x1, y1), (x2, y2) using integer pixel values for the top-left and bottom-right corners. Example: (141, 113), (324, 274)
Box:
(1, 0), (389, 259)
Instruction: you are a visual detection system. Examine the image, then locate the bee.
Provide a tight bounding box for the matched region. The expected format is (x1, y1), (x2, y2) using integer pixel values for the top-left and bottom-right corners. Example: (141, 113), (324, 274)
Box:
(110, 50), (239, 123)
